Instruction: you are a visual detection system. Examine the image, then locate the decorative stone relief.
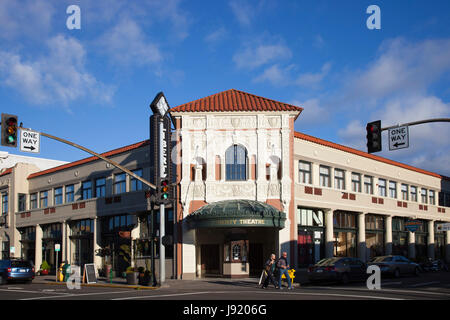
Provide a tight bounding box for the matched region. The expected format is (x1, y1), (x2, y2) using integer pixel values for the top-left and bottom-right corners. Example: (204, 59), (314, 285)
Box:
(210, 183), (256, 198)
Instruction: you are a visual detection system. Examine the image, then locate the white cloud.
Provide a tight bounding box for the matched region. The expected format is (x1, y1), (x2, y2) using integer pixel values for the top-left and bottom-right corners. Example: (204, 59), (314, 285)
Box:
(233, 43), (292, 69)
(337, 120), (366, 151)
(296, 62), (331, 88)
(253, 64), (293, 86)
(347, 38), (450, 103)
(229, 0), (255, 26)
(292, 98), (330, 125)
(0, 0), (54, 40)
(0, 35), (114, 107)
(205, 27), (227, 44)
(97, 18), (162, 67)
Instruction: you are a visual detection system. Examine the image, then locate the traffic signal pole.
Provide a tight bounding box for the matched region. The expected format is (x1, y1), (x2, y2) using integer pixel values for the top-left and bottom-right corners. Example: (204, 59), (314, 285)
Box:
(16, 125), (156, 190)
(380, 118), (450, 131)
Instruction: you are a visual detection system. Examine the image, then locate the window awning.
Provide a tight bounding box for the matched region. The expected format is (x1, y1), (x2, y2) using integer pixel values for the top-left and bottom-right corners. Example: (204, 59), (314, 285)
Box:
(186, 199), (286, 229)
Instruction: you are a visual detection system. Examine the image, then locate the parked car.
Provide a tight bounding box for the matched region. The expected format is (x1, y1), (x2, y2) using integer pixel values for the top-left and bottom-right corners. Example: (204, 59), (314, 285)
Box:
(368, 255), (420, 278)
(0, 259), (35, 284)
(420, 258), (449, 272)
(307, 257), (368, 284)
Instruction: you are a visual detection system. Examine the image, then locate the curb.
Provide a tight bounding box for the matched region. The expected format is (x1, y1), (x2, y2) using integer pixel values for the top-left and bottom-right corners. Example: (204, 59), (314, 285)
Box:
(34, 281), (160, 290)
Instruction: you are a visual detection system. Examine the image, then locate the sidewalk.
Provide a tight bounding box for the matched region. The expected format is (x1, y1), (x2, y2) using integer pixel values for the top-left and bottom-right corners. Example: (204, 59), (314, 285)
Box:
(32, 274), (159, 290)
(31, 269), (309, 290)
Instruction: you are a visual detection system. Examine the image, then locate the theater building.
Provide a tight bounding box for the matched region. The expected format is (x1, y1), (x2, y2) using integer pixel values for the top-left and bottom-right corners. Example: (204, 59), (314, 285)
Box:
(1, 89), (450, 280)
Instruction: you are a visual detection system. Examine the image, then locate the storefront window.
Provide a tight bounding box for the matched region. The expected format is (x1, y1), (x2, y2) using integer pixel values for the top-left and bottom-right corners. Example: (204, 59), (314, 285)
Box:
(365, 214), (385, 258)
(333, 211), (357, 257)
(435, 222), (446, 259)
(298, 207), (325, 266)
(415, 220), (428, 261)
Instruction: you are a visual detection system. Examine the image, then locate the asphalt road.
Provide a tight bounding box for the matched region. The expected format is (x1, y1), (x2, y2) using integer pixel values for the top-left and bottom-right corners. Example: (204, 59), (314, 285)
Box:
(0, 271), (449, 301)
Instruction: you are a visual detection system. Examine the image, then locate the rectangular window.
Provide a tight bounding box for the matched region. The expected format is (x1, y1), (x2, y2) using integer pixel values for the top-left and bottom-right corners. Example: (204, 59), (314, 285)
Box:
(18, 193), (26, 212)
(401, 184), (408, 201)
(429, 190), (435, 205)
(410, 186), (417, 202)
(389, 181), (397, 198)
(30, 193), (38, 209)
(421, 188), (427, 204)
(319, 165), (330, 188)
(351, 173), (361, 193)
(364, 176), (373, 195)
(298, 161), (312, 184)
(95, 178), (106, 198)
(378, 179), (386, 197)
(54, 187), (63, 205)
(65, 185), (74, 203)
(130, 169), (143, 191)
(40, 191), (48, 208)
(114, 173), (126, 194)
(1, 193), (8, 215)
(81, 181), (92, 200)
(334, 169), (345, 190)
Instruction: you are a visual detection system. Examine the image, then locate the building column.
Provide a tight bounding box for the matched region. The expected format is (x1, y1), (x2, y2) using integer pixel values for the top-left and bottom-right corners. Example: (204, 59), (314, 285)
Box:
(93, 217), (102, 271)
(358, 212), (366, 262)
(446, 230), (450, 264)
(385, 215), (393, 255)
(408, 231), (416, 260)
(130, 222), (140, 268)
(62, 220), (67, 262)
(35, 225), (42, 271)
(427, 220), (435, 260)
(325, 209), (334, 258)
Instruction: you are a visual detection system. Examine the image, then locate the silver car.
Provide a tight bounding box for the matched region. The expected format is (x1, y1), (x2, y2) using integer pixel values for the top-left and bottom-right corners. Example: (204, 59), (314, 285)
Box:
(368, 255), (420, 278)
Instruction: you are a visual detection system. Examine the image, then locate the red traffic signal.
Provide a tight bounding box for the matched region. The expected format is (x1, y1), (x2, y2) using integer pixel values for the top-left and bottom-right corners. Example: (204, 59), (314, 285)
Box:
(366, 120), (382, 153)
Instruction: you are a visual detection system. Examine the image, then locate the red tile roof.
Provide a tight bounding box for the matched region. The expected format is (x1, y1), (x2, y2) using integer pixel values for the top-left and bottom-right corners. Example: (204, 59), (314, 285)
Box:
(28, 140), (150, 179)
(0, 167), (13, 177)
(294, 131), (450, 181)
(169, 89), (303, 118)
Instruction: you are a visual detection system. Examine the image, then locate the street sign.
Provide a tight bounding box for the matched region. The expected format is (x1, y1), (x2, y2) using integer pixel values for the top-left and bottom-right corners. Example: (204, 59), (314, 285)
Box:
(20, 129), (40, 153)
(55, 244), (61, 252)
(437, 223), (450, 232)
(405, 219), (422, 233)
(388, 126), (409, 151)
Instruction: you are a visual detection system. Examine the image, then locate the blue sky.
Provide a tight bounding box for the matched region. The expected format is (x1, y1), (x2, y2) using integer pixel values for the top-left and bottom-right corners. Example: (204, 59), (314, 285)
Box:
(1, 0), (449, 175)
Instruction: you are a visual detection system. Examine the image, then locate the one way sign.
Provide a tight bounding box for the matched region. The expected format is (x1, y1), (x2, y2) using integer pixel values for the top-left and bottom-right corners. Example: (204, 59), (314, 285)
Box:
(388, 126), (409, 151)
(20, 129), (40, 153)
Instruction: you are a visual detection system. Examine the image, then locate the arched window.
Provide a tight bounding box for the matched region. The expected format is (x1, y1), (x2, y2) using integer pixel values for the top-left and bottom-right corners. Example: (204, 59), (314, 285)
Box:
(225, 145), (247, 181)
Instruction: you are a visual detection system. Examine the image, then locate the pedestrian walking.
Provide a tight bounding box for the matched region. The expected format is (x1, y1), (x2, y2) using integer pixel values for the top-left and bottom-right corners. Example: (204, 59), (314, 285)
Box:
(261, 253), (278, 289)
(277, 251), (292, 290)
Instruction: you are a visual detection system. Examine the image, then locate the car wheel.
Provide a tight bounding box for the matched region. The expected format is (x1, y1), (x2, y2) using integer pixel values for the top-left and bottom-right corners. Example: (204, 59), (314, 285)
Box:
(341, 273), (349, 285)
(394, 269), (400, 278)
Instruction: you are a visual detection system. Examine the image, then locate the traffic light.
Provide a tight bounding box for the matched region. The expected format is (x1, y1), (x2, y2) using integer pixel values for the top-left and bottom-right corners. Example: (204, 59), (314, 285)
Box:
(366, 120), (382, 153)
(1, 113), (18, 147)
(159, 178), (170, 202)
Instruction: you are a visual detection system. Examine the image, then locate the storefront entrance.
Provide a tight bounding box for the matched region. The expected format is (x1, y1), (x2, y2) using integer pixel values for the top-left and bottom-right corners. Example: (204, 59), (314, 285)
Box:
(249, 243), (264, 276)
(200, 244), (220, 276)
